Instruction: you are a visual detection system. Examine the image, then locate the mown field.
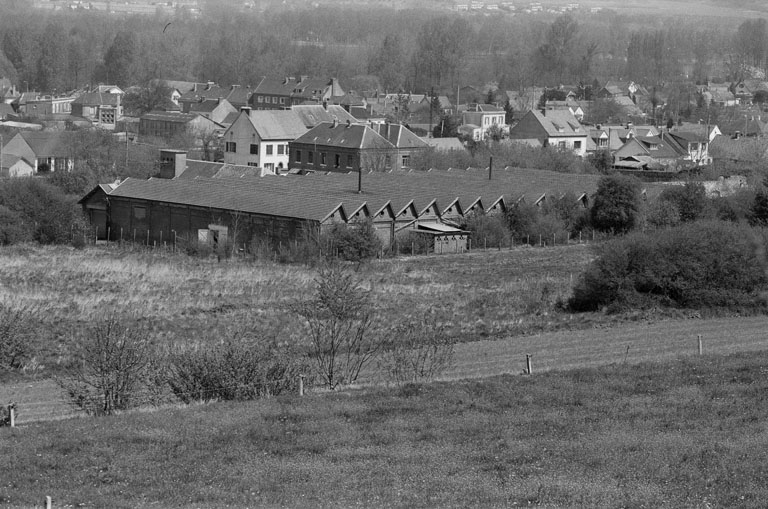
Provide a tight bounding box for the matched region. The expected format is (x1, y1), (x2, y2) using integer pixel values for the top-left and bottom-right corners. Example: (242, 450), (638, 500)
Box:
(4, 351), (768, 508)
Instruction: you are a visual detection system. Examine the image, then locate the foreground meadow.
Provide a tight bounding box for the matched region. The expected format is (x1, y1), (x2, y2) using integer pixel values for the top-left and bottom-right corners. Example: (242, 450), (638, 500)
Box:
(3, 351), (768, 508)
(0, 243), (596, 380)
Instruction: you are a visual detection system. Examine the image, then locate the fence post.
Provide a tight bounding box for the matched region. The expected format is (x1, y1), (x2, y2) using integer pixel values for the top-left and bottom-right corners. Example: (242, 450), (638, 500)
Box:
(525, 354), (532, 375)
(539, 234), (542, 247)
(484, 237), (487, 250)
(45, 496), (52, 509)
(107, 227), (111, 243)
(553, 232), (556, 246)
(697, 334), (703, 355)
(468, 238), (472, 251)
(579, 231), (582, 243)
(299, 375), (305, 397)
(8, 403), (15, 427)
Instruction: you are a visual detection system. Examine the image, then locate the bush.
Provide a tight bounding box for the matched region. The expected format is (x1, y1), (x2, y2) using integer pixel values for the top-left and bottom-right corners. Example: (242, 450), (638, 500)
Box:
(659, 182), (711, 222)
(379, 314), (455, 384)
(167, 335), (306, 403)
(590, 175), (642, 234)
(395, 229), (433, 255)
(0, 305), (35, 371)
(323, 219), (382, 262)
(569, 221), (768, 312)
(0, 205), (32, 245)
(462, 211), (510, 248)
(506, 202), (569, 244)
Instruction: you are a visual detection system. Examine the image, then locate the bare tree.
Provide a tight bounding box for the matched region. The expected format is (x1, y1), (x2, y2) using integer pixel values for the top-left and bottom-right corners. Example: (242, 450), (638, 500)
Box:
(379, 313), (455, 384)
(291, 265), (380, 389)
(64, 316), (153, 415)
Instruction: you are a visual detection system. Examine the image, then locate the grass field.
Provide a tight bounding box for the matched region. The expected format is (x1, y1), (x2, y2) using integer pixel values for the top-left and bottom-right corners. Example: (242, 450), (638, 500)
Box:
(3, 351), (768, 508)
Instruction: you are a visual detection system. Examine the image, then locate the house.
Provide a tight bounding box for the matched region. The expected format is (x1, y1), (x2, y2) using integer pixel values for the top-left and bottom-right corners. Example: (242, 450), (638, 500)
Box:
(178, 83), (251, 113)
(79, 161), (614, 250)
(70, 92), (123, 129)
(289, 120), (397, 174)
(671, 122), (721, 143)
(613, 132), (692, 171)
(0, 153), (35, 177)
(2, 131), (73, 172)
(0, 103), (16, 120)
(507, 109), (588, 156)
(371, 123), (430, 169)
(718, 115), (768, 138)
(222, 108), (308, 172)
(461, 104), (506, 139)
(0, 80), (20, 105)
(23, 93), (77, 117)
(250, 76), (345, 110)
(138, 111), (222, 139)
(665, 131), (711, 165)
(188, 98), (237, 125)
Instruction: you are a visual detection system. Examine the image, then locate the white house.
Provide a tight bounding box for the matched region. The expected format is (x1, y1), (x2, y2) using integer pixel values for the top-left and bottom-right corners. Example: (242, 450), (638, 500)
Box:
(222, 108), (308, 172)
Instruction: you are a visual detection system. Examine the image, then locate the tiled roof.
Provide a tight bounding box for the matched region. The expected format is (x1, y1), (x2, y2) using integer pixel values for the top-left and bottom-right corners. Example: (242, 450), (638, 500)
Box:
(19, 131), (70, 156)
(106, 165), (622, 222)
(175, 160), (265, 180)
(529, 109), (585, 137)
(292, 105), (358, 128)
(374, 124), (429, 149)
(293, 122), (393, 150)
(249, 110), (308, 140)
(141, 111), (200, 123)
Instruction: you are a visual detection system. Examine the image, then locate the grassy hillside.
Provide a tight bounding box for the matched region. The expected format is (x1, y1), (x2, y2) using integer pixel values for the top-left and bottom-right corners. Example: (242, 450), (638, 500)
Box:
(3, 351), (768, 507)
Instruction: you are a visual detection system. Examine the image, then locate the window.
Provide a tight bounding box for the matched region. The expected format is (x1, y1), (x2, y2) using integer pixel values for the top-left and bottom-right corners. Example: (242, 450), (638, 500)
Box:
(557, 141), (567, 150)
(266, 144), (273, 155)
(279, 97), (285, 105)
(257, 95), (264, 103)
(385, 155), (391, 167)
(573, 140), (582, 150)
(321, 152), (326, 165)
(295, 150), (302, 163)
(133, 205), (146, 220)
(250, 144), (258, 155)
(272, 97), (278, 104)
(308, 151), (314, 163)
(277, 144), (284, 155)
(401, 154), (410, 167)
(247, 162), (258, 167)
(334, 154), (341, 168)
(346, 155), (353, 168)
(225, 142), (237, 152)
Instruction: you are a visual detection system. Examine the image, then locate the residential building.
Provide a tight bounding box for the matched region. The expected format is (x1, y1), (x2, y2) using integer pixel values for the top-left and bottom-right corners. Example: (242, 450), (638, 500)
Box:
(23, 93), (77, 117)
(222, 108), (308, 172)
(250, 76), (345, 110)
(371, 123), (430, 169)
(507, 109), (588, 156)
(178, 83), (251, 112)
(0, 153), (34, 177)
(70, 91), (123, 129)
(291, 104), (359, 129)
(289, 120), (396, 174)
(138, 111), (222, 139)
(461, 104), (506, 139)
(2, 131), (73, 172)
(188, 98), (238, 125)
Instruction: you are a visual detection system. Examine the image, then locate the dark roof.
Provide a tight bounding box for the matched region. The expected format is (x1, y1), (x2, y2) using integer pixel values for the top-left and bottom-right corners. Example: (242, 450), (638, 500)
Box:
(72, 92), (121, 106)
(188, 99), (226, 114)
(103, 166), (647, 223)
(140, 111), (200, 123)
(175, 160), (265, 180)
(373, 124), (429, 149)
(292, 105), (358, 128)
(18, 131), (70, 156)
(293, 122), (393, 150)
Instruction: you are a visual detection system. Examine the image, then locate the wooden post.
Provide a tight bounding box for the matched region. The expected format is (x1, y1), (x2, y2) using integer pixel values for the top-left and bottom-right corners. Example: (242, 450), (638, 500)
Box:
(146, 230), (150, 246)
(698, 334), (703, 355)
(45, 496), (52, 509)
(484, 237), (487, 250)
(411, 241), (415, 255)
(299, 375), (305, 397)
(107, 227), (111, 242)
(8, 403), (15, 427)
(553, 232), (556, 246)
(539, 234), (542, 247)
(468, 238), (472, 251)
(525, 354), (532, 375)
(579, 231), (582, 243)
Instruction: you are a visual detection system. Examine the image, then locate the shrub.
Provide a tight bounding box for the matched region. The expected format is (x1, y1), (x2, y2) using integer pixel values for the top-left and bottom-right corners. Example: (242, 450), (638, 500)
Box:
(379, 314), (455, 384)
(506, 202), (569, 244)
(659, 182), (711, 222)
(0, 205), (32, 245)
(395, 229), (433, 255)
(0, 305), (35, 372)
(462, 211), (510, 248)
(323, 219), (382, 262)
(167, 335), (306, 403)
(569, 221), (768, 312)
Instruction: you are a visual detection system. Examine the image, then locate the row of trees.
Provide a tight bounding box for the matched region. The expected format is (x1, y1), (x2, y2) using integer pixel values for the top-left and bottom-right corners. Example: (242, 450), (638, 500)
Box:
(0, 3), (755, 97)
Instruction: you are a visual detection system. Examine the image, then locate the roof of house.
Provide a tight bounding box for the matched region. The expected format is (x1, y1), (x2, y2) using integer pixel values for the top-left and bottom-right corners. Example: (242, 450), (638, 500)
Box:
(373, 124), (429, 149)
(174, 159), (267, 180)
(0, 103), (15, 117)
(188, 99), (229, 114)
(0, 153), (33, 170)
(248, 110), (309, 140)
(72, 92), (121, 106)
(17, 131), (71, 156)
(527, 109), (586, 137)
(423, 137), (465, 151)
(140, 111), (202, 123)
(151, 79), (206, 94)
(293, 121), (393, 150)
(291, 104), (358, 128)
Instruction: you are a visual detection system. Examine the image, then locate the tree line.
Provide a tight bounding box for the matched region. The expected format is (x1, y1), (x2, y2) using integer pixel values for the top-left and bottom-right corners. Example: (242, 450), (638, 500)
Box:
(0, 3), (761, 97)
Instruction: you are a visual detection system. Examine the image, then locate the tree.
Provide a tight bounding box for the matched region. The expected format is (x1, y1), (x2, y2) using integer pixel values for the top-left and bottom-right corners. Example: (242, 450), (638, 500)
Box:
(65, 316), (153, 415)
(749, 189), (768, 226)
(324, 219), (382, 262)
(590, 175), (642, 234)
(659, 182), (709, 222)
(588, 149), (614, 174)
(122, 80), (175, 116)
(101, 31), (136, 87)
(368, 34), (406, 92)
(503, 98), (515, 124)
(291, 266), (381, 390)
(433, 113), (460, 138)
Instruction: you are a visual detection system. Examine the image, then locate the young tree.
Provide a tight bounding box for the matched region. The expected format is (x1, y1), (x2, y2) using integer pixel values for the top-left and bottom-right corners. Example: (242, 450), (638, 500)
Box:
(291, 266), (380, 390)
(65, 316), (153, 415)
(590, 175), (642, 234)
(659, 182), (710, 222)
(379, 313), (455, 384)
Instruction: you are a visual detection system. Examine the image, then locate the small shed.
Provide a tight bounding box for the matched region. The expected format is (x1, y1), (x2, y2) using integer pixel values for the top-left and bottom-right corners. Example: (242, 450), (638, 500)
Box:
(408, 222), (468, 254)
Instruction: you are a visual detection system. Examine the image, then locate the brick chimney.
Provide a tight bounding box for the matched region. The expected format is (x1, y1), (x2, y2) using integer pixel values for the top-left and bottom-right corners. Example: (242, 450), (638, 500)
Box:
(159, 149), (187, 179)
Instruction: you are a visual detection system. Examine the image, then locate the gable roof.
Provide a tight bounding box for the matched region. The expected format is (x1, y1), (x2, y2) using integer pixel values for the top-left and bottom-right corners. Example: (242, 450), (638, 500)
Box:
(528, 109), (586, 137)
(293, 121), (394, 150)
(18, 131), (70, 157)
(72, 92), (121, 107)
(174, 159), (267, 180)
(373, 123), (429, 149)
(291, 104), (359, 128)
(248, 110), (309, 140)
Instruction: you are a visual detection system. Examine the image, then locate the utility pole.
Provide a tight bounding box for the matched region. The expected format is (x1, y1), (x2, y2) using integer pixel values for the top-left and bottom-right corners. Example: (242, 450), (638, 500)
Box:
(429, 86), (435, 139)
